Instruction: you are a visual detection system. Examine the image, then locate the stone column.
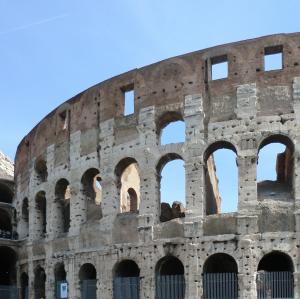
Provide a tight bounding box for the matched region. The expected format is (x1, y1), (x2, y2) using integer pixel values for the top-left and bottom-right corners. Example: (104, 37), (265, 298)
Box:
(294, 272), (300, 298)
(66, 257), (76, 299)
(237, 153), (258, 214)
(184, 94), (205, 236)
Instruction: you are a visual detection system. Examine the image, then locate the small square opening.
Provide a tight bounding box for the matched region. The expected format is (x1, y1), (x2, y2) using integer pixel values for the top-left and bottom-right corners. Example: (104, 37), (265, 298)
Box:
(211, 55), (228, 80)
(264, 45), (283, 71)
(122, 85), (134, 116)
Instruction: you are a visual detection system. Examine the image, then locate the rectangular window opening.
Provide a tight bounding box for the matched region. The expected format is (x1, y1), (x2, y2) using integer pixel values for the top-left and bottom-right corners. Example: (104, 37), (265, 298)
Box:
(211, 55), (228, 80)
(122, 85), (135, 116)
(264, 45), (283, 71)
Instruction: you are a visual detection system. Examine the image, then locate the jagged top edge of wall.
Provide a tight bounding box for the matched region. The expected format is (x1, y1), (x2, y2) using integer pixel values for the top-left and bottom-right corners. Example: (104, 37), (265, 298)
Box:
(15, 32), (300, 172)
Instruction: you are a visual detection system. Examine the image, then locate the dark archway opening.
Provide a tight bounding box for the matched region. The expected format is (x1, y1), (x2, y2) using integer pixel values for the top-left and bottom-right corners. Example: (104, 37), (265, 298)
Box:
(34, 266), (46, 299)
(20, 272), (29, 299)
(114, 260), (140, 299)
(203, 253), (238, 299)
(257, 251), (294, 298)
(55, 263), (67, 299)
(0, 183), (13, 204)
(0, 209), (12, 239)
(55, 179), (71, 234)
(35, 158), (48, 182)
(155, 256), (185, 299)
(35, 191), (46, 238)
(79, 263), (97, 299)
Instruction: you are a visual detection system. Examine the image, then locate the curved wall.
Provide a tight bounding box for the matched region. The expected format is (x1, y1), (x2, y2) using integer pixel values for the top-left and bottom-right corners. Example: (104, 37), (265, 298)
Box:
(14, 33), (300, 298)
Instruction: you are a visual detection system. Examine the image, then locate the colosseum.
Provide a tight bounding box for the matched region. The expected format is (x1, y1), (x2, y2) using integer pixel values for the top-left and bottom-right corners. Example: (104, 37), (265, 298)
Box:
(1, 32), (300, 299)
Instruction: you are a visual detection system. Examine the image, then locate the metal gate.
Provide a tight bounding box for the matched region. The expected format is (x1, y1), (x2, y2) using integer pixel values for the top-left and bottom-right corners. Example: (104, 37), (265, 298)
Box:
(155, 274), (185, 299)
(257, 271), (294, 299)
(113, 277), (140, 299)
(81, 279), (97, 299)
(21, 286), (28, 299)
(0, 285), (18, 299)
(35, 287), (45, 299)
(203, 272), (238, 299)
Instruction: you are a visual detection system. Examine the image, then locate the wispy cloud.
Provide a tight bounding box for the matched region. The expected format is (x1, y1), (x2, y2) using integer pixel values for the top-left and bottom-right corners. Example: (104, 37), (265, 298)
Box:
(0, 13), (68, 36)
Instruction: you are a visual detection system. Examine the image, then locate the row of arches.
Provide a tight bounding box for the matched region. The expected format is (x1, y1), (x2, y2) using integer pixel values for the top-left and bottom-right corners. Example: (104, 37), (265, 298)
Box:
(18, 250), (294, 299)
(21, 133), (295, 239)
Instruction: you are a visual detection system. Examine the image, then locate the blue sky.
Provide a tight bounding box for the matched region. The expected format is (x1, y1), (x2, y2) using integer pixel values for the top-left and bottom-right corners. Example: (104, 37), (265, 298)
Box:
(1, 0), (299, 212)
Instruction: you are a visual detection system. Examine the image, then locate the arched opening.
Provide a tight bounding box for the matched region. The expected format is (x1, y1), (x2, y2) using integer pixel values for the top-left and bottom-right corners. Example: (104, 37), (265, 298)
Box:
(55, 263), (68, 299)
(257, 135), (294, 201)
(34, 265), (46, 299)
(157, 154), (185, 222)
(158, 112), (185, 145)
(35, 158), (48, 182)
(35, 191), (46, 238)
(20, 272), (29, 299)
(204, 142), (238, 215)
(81, 168), (102, 222)
(257, 251), (294, 298)
(115, 158), (140, 213)
(203, 253), (238, 299)
(22, 198), (29, 237)
(0, 209), (12, 239)
(113, 260), (140, 299)
(55, 179), (71, 234)
(155, 256), (185, 299)
(79, 263), (97, 299)
(0, 183), (13, 204)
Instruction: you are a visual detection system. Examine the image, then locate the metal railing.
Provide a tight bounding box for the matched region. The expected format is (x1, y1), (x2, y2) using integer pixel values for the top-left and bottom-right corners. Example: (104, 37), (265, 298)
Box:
(203, 272), (238, 299)
(155, 274), (185, 299)
(257, 271), (294, 299)
(113, 277), (140, 299)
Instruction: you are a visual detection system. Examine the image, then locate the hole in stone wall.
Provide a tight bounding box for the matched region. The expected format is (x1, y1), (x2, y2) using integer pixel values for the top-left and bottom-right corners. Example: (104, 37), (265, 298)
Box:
(264, 45), (283, 71)
(204, 142), (238, 215)
(58, 110), (68, 130)
(160, 121), (185, 145)
(158, 155), (185, 222)
(21, 272), (28, 299)
(211, 55), (228, 80)
(122, 84), (134, 116)
(0, 247), (17, 286)
(114, 260), (140, 278)
(0, 209), (12, 238)
(257, 135), (293, 201)
(81, 169), (102, 221)
(116, 158), (140, 213)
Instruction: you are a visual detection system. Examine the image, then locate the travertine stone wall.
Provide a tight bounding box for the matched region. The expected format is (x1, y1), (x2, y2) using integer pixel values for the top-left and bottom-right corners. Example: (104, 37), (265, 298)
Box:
(12, 33), (300, 298)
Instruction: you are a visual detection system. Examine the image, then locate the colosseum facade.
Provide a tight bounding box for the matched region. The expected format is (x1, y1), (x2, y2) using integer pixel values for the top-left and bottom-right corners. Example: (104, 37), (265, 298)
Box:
(2, 33), (300, 299)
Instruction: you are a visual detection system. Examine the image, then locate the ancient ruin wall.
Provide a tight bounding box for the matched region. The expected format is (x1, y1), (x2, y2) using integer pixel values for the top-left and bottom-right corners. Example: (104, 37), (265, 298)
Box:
(13, 33), (300, 299)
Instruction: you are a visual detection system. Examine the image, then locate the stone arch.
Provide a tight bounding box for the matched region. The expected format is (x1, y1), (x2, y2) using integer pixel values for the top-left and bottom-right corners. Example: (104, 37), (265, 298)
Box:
(81, 168), (102, 222)
(54, 179), (71, 234)
(157, 153), (185, 222)
(155, 256), (185, 299)
(203, 141), (238, 215)
(113, 260), (140, 299)
(0, 246), (17, 286)
(115, 158), (140, 213)
(257, 251), (294, 298)
(54, 262), (68, 298)
(257, 134), (294, 200)
(203, 253), (238, 299)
